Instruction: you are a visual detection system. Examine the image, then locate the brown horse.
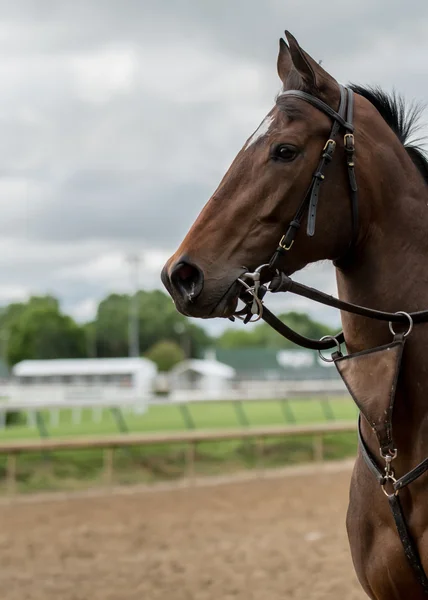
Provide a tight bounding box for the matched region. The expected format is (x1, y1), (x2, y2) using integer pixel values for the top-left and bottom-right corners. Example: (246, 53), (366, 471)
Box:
(161, 31), (428, 599)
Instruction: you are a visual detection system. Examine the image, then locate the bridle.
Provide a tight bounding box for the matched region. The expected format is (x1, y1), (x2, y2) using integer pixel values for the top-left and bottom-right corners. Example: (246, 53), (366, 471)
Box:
(234, 85), (428, 593)
(234, 84), (428, 349)
(270, 85), (358, 264)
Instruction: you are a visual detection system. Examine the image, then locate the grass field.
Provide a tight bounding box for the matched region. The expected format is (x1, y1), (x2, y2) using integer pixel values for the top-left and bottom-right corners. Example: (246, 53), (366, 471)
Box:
(0, 397), (359, 494)
(0, 396), (358, 440)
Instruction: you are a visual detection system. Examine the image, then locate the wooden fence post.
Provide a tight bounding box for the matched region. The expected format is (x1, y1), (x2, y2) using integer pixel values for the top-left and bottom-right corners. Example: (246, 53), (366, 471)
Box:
(256, 436), (264, 477)
(312, 434), (324, 462)
(186, 441), (196, 483)
(103, 447), (114, 484)
(6, 453), (17, 495)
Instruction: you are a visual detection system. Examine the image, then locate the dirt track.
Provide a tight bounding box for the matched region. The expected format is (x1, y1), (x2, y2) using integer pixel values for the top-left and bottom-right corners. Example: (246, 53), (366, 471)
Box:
(0, 464), (366, 600)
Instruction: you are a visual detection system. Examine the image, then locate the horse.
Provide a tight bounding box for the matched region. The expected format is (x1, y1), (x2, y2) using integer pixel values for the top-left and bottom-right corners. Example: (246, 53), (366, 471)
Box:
(161, 30), (428, 599)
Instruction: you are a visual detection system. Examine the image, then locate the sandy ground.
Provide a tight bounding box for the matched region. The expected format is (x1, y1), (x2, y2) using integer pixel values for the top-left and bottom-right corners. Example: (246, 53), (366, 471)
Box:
(0, 463), (367, 600)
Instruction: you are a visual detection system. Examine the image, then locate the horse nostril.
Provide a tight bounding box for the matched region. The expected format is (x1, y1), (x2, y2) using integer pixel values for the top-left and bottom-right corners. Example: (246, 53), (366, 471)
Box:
(175, 264), (196, 282)
(170, 261), (204, 302)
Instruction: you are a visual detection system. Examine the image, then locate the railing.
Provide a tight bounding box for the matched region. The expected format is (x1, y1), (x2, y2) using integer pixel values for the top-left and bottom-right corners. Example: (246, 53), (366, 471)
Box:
(164, 380), (347, 402)
(0, 421), (357, 495)
(0, 384), (145, 404)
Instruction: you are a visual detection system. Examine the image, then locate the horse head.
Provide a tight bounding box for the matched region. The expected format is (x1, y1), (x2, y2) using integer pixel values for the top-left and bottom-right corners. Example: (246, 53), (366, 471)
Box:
(161, 31), (392, 319)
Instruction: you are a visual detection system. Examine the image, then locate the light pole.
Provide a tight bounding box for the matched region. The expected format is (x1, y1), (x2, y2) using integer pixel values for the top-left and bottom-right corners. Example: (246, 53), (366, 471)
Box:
(127, 254), (141, 358)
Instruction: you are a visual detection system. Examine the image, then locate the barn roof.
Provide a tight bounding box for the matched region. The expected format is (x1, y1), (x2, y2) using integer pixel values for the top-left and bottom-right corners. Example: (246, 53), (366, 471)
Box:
(170, 359), (235, 379)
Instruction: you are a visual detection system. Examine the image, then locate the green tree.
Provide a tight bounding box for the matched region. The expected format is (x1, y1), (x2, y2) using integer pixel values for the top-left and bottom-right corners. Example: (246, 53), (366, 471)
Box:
(0, 295), (59, 335)
(0, 290), (213, 366)
(7, 305), (86, 365)
(94, 290), (211, 358)
(94, 293), (129, 357)
(83, 321), (97, 358)
(145, 339), (185, 372)
(0, 296), (72, 365)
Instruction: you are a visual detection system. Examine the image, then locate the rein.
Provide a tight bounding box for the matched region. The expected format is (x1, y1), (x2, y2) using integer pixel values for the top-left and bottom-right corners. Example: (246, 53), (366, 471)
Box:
(235, 267), (428, 351)
(233, 85), (428, 593)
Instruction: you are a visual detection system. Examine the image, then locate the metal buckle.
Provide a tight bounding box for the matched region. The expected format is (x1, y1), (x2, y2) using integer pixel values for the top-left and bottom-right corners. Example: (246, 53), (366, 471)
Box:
(279, 235), (294, 251)
(344, 133), (355, 148)
(323, 139), (336, 151)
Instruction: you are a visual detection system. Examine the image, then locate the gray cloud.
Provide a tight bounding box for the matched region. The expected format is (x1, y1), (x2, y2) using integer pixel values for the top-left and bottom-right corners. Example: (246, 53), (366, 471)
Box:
(0, 0), (427, 333)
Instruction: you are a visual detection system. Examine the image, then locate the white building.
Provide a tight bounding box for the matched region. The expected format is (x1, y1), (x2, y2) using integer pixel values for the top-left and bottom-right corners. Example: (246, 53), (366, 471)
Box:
(168, 359), (235, 400)
(9, 357), (157, 408)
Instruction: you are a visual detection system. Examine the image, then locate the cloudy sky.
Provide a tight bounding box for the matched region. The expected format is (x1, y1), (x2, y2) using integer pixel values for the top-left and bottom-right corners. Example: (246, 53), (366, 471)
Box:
(2, 0), (428, 334)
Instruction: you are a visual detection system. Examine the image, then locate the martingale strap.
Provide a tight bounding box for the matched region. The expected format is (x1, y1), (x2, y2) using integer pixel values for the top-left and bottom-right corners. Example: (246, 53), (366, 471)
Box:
(331, 337), (428, 594)
(334, 334), (405, 455)
(388, 495), (428, 594)
(358, 418), (428, 494)
(357, 418), (428, 594)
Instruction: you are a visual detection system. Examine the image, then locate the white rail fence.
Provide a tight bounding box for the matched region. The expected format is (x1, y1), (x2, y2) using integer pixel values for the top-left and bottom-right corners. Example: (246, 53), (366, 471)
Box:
(0, 379), (349, 430)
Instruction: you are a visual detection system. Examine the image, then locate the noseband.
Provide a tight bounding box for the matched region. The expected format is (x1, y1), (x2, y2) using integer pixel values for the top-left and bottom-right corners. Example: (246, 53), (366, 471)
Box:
(234, 86), (428, 593)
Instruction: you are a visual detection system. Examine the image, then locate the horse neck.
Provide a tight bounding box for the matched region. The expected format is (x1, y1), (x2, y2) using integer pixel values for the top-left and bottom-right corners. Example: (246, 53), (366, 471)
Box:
(336, 134), (428, 345)
(336, 151), (428, 457)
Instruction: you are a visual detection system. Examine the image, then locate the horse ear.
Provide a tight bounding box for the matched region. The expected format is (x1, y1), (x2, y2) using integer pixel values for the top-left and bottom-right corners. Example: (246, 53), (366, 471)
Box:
(284, 30), (340, 102)
(277, 38), (293, 84)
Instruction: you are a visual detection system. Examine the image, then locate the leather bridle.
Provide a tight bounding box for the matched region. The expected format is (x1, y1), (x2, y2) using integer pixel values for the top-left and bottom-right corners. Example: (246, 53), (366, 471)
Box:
(235, 85), (428, 350)
(269, 85), (358, 265)
(234, 85), (428, 593)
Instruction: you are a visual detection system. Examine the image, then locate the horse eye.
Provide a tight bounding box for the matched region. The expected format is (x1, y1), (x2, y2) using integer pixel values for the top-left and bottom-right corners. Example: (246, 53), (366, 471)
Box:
(272, 144), (298, 162)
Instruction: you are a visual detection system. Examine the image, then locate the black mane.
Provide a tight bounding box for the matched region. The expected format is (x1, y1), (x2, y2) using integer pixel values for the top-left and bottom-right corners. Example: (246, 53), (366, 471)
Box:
(350, 84), (428, 185)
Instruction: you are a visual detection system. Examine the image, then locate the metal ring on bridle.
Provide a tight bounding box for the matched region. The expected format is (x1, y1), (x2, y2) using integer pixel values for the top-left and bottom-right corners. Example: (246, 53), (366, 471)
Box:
(388, 311), (413, 338)
(318, 335), (341, 363)
(236, 278), (264, 323)
(234, 278), (252, 321)
(381, 474), (399, 498)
